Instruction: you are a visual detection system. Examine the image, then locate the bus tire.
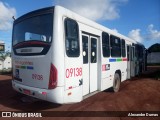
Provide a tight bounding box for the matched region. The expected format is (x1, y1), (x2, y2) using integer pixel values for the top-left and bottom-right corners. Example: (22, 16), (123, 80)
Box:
(112, 73), (120, 92)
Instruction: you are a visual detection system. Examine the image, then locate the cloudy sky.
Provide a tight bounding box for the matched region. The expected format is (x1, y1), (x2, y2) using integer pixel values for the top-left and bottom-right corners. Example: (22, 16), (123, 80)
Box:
(0, 0), (160, 51)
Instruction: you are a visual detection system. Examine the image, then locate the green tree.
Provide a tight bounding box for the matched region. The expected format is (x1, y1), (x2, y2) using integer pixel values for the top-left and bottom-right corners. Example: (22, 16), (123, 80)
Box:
(0, 51), (11, 60)
(148, 43), (160, 53)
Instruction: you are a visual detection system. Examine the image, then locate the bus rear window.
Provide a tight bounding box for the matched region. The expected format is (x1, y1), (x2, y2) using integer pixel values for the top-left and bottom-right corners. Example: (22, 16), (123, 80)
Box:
(13, 13), (53, 46)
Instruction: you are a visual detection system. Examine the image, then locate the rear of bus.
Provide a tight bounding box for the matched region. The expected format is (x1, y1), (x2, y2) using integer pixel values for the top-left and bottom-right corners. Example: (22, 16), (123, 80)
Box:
(12, 7), (64, 103)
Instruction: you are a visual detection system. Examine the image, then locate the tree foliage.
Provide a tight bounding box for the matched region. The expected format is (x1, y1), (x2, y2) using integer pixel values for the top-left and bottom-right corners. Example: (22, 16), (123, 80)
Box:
(0, 51), (11, 60)
(148, 43), (160, 53)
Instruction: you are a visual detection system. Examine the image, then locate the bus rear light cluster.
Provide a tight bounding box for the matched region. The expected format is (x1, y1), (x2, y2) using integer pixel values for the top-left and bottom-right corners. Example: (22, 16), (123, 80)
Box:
(48, 64), (58, 89)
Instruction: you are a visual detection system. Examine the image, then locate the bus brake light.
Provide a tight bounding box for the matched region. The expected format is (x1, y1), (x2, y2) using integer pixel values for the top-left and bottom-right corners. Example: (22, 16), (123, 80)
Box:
(48, 64), (58, 89)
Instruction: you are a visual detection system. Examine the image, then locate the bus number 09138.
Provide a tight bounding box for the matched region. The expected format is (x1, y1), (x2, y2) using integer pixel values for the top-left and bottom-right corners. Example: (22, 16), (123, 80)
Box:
(66, 67), (82, 78)
(32, 74), (43, 80)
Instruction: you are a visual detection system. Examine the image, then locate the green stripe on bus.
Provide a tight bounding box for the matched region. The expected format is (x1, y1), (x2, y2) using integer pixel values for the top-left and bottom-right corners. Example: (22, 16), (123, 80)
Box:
(21, 66), (26, 69)
(116, 59), (122, 62)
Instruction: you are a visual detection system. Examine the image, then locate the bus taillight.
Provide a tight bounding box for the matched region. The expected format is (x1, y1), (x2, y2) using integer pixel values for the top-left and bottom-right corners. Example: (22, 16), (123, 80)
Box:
(48, 64), (58, 89)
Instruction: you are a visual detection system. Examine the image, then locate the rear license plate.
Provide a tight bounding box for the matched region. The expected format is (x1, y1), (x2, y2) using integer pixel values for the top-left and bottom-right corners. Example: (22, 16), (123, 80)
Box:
(23, 89), (31, 95)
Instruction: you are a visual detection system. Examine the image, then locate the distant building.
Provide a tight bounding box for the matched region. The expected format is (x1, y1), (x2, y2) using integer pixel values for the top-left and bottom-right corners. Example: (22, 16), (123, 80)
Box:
(0, 55), (12, 71)
(3, 56), (12, 69)
(0, 41), (12, 71)
(147, 52), (160, 64)
(0, 57), (3, 70)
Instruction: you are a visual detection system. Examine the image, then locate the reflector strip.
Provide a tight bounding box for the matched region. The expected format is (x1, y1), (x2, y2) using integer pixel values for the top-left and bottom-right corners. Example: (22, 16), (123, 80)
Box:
(15, 65), (20, 68)
(116, 59), (122, 62)
(109, 58), (127, 62)
(21, 66), (26, 69)
(15, 65), (34, 70)
(109, 59), (116, 62)
(122, 58), (127, 61)
(27, 66), (34, 70)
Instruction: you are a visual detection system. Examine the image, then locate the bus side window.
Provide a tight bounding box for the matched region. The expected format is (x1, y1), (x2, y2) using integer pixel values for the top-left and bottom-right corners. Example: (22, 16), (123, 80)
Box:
(91, 38), (97, 63)
(110, 35), (121, 57)
(102, 32), (110, 57)
(64, 18), (80, 57)
(127, 46), (130, 61)
(82, 36), (88, 64)
(121, 39), (126, 57)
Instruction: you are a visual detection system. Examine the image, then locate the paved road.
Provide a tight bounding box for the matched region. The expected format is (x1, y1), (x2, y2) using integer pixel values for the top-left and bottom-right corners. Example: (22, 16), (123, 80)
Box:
(0, 67), (160, 120)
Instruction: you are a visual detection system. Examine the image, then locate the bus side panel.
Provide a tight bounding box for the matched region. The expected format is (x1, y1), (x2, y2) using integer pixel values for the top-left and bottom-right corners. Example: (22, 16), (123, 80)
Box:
(48, 7), (67, 103)
(101, 42), (128, 91)
(63, 17), (83, 103)
(53, 6), (65, 87)
(101, 58), (113, 91)
(64, 54), (83, 103)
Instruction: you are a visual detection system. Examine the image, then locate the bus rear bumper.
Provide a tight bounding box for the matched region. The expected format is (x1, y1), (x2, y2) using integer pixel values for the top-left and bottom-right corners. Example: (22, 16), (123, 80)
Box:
(12, 80), (64, 104)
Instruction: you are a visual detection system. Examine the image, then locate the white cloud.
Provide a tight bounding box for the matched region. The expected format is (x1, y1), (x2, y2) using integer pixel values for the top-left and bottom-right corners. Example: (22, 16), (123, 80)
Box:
(128, 24), (160, 44)
(0, 1), (16, 30)
(147, 24), (160, 40)
(128, 29), (143, 43)
(53, 0), (128, 21)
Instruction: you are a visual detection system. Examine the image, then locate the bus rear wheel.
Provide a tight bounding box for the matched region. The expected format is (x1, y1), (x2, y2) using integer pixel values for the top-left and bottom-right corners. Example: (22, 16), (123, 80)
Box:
(113, 73), (120, 92)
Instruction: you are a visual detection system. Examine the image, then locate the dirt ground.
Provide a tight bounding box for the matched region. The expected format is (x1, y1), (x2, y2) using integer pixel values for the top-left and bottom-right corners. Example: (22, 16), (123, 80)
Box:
(0, 66), (160, 120)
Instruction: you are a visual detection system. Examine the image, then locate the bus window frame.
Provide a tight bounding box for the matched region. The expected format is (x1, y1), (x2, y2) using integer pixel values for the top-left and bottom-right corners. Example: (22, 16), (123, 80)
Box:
(64, 18), (80, 57)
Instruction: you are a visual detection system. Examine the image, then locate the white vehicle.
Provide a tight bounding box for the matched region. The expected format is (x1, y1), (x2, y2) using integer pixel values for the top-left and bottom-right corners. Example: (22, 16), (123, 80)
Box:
(12, 6), (146, 104)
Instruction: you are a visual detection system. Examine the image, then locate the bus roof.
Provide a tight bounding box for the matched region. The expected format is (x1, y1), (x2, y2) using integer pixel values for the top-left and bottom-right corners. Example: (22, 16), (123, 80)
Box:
(55, 5), (139, 44)
(14, 5), (142, 45)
